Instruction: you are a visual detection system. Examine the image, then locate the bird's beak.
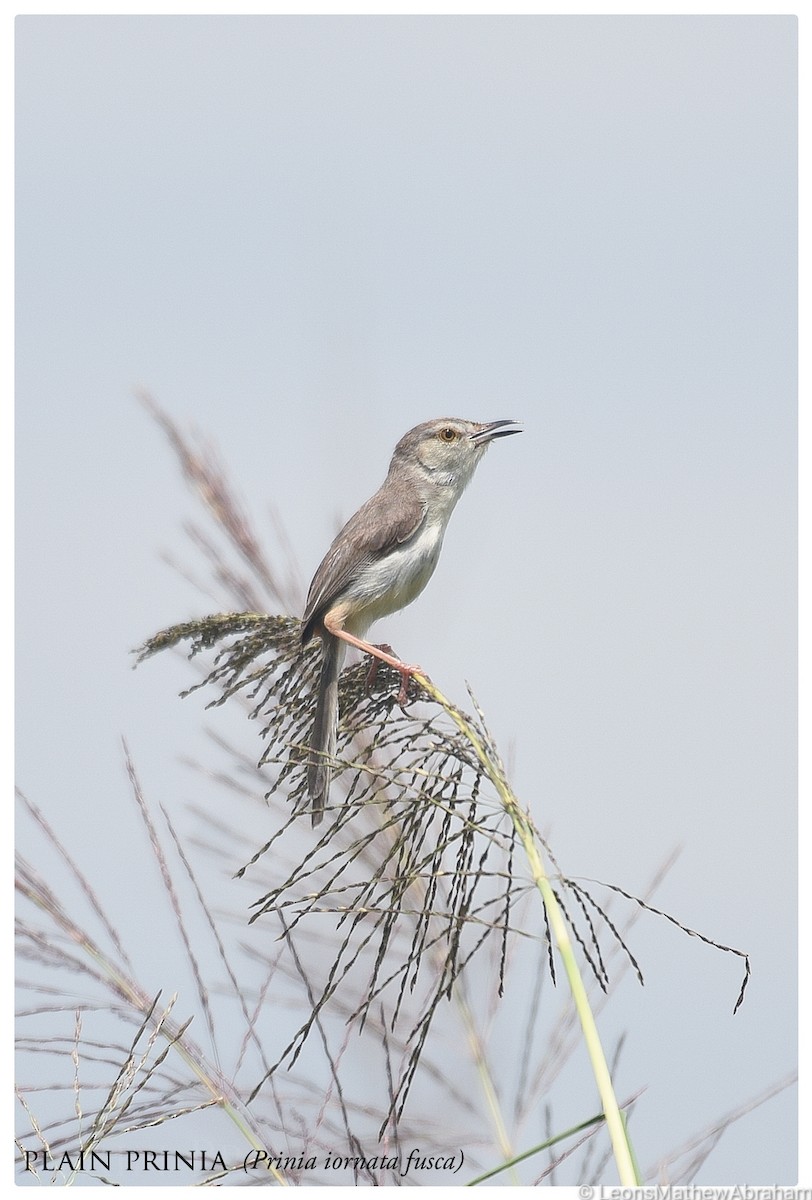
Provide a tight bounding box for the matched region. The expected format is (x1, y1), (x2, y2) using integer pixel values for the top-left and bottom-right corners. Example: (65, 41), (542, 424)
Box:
(470, 420), (522, 443)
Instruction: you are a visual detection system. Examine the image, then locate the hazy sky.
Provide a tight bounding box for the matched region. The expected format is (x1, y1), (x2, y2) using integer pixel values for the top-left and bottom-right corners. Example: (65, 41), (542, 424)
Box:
(15, 14), (797, 1184)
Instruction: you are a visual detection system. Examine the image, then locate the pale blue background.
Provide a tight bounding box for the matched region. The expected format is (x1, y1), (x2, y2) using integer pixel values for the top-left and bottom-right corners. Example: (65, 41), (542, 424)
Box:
(16, 15), (797, 1184)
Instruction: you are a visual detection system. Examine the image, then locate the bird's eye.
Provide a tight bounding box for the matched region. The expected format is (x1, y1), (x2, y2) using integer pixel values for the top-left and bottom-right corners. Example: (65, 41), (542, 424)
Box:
(439, 427), (457, 442)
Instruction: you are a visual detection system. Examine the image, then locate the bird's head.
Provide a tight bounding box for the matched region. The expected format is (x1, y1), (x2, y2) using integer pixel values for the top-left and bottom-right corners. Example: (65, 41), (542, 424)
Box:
(393, 418), (522, 489)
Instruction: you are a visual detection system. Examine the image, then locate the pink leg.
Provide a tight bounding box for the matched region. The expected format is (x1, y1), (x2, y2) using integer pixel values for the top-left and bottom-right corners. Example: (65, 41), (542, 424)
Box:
(364, 643), (395, 692)
(324, 620), (424, 704)
(363, 643), (424, 703)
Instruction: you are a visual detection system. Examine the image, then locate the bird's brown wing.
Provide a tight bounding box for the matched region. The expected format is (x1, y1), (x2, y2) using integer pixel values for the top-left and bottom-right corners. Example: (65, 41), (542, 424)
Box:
(301, 483), (427, 641)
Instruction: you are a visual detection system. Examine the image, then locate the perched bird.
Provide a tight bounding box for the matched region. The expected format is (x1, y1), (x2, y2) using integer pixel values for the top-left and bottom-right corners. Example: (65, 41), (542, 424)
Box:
(301, 417), (521, 824)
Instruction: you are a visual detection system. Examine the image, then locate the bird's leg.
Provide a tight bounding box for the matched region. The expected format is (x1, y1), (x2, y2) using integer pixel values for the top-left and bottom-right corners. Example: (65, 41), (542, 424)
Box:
(394, 671), (414, 706)
(324, 621), (424, 704)
(364, 643), (395, 692)
(363, 643), (419, 703)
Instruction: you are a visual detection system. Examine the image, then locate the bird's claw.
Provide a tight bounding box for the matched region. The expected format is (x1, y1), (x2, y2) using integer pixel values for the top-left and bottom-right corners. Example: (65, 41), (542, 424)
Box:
(364, 644), (424, 706)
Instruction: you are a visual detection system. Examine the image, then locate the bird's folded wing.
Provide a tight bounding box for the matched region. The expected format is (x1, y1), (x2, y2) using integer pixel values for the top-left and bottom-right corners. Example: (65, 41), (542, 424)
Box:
(302, 486), (427, 635)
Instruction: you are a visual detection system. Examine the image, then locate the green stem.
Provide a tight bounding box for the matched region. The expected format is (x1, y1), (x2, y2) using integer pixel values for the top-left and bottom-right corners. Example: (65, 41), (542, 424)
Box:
(466, 1109), (607, 1185)
(415, 673), (641, 1186)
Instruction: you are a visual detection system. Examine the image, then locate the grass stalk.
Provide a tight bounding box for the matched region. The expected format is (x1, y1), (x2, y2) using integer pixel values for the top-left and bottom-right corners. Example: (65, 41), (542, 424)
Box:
(414, 671), (641, 1186)
(453, 984), (519, 1181)
(17, 861), (287, 1184)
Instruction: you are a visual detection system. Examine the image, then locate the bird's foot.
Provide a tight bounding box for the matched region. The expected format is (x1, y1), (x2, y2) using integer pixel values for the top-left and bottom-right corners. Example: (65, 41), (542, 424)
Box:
(365, 644), (424, 705)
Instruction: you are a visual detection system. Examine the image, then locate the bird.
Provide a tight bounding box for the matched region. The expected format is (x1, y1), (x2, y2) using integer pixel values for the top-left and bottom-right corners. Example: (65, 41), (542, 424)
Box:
(301, 417), (521, 825)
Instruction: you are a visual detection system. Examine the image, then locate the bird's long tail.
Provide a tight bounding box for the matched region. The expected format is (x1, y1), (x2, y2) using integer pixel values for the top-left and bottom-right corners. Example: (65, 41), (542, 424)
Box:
(307, 635), (344, 825)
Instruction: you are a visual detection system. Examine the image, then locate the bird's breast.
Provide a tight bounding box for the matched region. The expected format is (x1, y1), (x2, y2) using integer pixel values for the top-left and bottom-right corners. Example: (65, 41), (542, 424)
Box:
(344, 520), (445, 635)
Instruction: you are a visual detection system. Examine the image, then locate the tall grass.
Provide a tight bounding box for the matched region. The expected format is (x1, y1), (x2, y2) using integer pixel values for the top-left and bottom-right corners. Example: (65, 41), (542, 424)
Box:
(15, 397), (785, 1186)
